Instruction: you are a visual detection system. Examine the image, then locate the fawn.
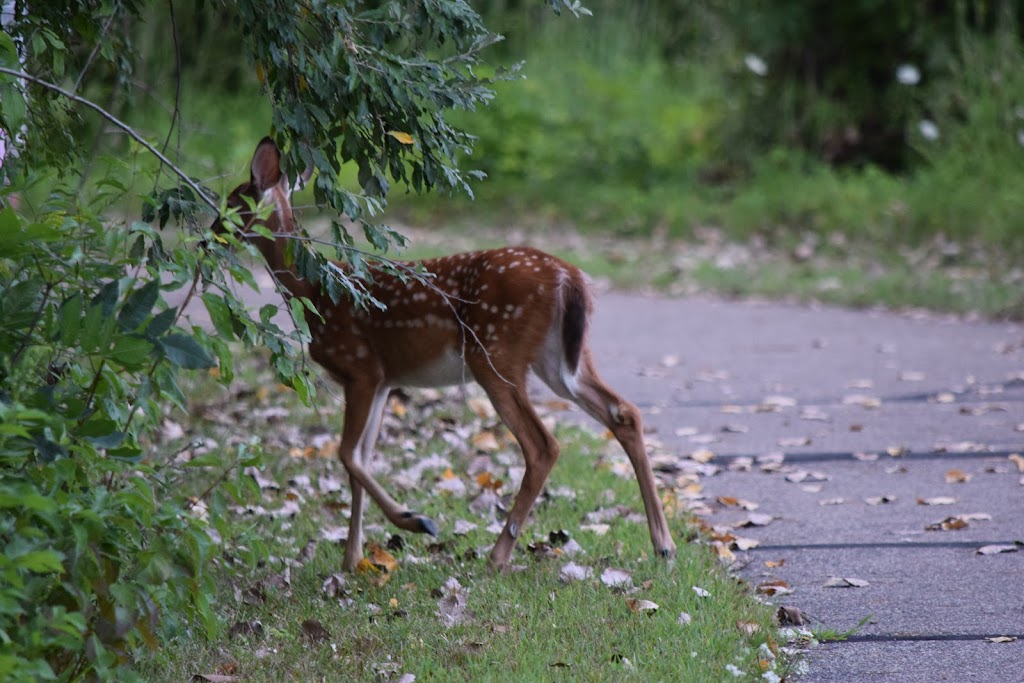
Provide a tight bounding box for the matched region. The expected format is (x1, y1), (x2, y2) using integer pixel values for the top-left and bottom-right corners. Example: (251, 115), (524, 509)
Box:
(214, 138), (675, 569)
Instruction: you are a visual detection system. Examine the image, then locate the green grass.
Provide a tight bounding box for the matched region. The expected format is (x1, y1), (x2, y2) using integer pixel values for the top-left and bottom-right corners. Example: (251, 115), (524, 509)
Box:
(137, 353), (784, 682)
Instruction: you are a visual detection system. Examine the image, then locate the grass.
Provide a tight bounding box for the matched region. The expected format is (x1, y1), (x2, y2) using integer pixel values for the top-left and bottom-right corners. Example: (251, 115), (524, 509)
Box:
(136, 353), (784, 682)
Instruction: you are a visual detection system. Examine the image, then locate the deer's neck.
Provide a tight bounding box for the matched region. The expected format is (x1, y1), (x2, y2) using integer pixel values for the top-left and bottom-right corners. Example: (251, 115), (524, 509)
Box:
(248, 217), (317, 303)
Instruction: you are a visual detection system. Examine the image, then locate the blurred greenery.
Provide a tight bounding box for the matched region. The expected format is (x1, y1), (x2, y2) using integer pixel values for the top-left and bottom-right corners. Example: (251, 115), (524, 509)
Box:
(23, 0), (1019, 264)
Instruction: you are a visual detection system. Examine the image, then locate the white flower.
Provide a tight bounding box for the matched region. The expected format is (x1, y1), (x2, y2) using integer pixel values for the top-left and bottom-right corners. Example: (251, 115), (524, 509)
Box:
(744, 54), (768, 77)
(896, 64), (920, 85)
(918, 119), (940, 141)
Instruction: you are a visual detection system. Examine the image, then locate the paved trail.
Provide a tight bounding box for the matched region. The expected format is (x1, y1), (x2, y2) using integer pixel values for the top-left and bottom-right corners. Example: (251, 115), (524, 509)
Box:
(584, 294), (1024, 683)
(176, 274), (1024, 681)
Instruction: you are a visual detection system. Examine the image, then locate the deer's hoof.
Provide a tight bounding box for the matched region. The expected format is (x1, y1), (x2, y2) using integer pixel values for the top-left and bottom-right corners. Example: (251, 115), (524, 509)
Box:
(658, 546), (677, 559)
(401, 511), (438, 537)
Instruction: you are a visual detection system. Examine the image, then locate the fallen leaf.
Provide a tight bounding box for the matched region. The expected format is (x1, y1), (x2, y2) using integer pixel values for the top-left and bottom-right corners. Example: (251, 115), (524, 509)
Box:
(227, 620), (263, 638)
(737, 620), (761, 635)
(677, 612), (693, 626)
(785, 470), (830, 483)
(600, 567), (633, 589)
(692, 586), (711, 598)
(475, 471), (503, 491)
(985, 636), (1017, 643)
(559, 562), (594, 583)
(733, 536), (761, 551)
(945, 468), (972, 483)
(738, 513), (775, 527)
(580, 523), (610, 536)
(819, 497), (846, 506)
(865, 495), (897, 505)
(1008, 453), (1024, 473)
(452, 519), (477, 536)
(660, 354), (680, 368)
(976, 544), (1019, 556)
(717, 496), (759, 511)
(192, 675), (241, 683)
(778, 436), (811, 448)
(935, 392), (956, 403)
(626, 598), (659, 615)
(824, 576), (869, 588)
(321, 573), (348, 598)
(899, 370), (926, 381)
(886, 446), (908, 457)
(925, 516), (969, 531)
(756, 580), (792, 596)
(776, 606), (805, 626)
(357, 543), (398, 586)
(843, 394), (881, 409)
(690, 448), (716, 463)
(916, 496), (957, 506)
(300, 618), (331, 643)
(765, 559), (785, 568)
(437, 576), (470, 627)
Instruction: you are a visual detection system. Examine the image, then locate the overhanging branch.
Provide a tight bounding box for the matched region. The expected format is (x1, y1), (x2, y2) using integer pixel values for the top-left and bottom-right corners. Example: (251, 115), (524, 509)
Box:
(0, 66), (219, 212)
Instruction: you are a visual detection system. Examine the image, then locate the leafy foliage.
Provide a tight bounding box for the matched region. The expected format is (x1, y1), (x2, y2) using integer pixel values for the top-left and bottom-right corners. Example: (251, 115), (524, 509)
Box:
(0, 0), (526, 680)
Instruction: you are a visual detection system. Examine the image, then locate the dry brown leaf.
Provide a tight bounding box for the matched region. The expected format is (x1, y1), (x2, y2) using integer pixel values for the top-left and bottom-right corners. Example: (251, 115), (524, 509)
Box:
(300, 618), (331, 643)
(690, 448), (716, 463)
(764, 559), (785, 568)
(776, 605), (805, 626)
(712, 544), (736, 563)
(357, 543), (398, 586)
(944, 468), (972, 484)
(925, 516), (969, 531)
(626, 598), (659, 615)
(1008, 453), (1024, 473)
(475, 471), (503, 491)
(471, 430), (501, 452)
(756, 579), (792, 596)
(226, 620), (263, 638)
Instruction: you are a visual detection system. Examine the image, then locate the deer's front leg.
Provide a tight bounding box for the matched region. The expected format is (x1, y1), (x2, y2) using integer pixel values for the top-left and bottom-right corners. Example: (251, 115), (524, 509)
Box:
(338, 381), (437, 571)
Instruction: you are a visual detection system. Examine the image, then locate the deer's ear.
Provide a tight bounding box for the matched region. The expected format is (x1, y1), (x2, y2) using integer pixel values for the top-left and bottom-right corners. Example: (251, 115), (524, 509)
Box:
(288, 162), (314, 198)
(250, 137), (282, 192)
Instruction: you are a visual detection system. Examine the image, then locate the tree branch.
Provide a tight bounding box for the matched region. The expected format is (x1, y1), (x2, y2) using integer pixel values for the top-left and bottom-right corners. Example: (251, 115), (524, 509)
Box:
(0, 66), (219, 213)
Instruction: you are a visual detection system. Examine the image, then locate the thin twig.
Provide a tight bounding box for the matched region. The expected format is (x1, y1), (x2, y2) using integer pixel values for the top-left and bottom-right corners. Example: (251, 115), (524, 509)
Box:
(0, 67), (219, 212)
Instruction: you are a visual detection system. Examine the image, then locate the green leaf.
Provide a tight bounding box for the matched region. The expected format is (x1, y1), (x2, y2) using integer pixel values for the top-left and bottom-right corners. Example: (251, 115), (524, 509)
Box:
(117, 280), (160, 331)
(58, 293), (84, 345)
(158, 333), (215, 369)
(14, 550), (65, 574)
(146, 308), (177, 339)
(109, 335), (153, 369)
(182, 453), (222, 468)
(201, 293), (235, 340)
